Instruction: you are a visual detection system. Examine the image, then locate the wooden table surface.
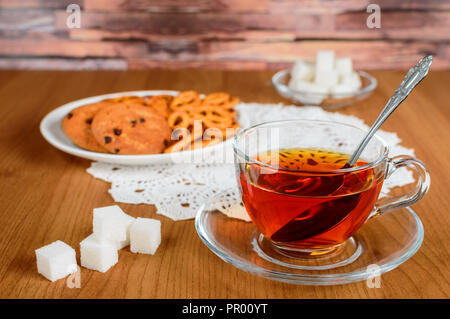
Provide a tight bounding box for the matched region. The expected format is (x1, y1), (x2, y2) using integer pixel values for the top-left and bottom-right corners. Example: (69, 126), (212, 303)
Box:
(0, 70), (448, 299)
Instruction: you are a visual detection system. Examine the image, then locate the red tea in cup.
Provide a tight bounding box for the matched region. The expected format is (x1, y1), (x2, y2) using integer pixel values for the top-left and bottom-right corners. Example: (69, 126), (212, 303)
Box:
(234, 120), (429, 257)
(238, 148), (384, 250)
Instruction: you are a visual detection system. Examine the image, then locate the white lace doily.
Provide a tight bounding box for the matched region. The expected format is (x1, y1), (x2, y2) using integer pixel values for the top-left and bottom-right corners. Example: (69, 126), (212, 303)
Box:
(87, 103), (415, 221)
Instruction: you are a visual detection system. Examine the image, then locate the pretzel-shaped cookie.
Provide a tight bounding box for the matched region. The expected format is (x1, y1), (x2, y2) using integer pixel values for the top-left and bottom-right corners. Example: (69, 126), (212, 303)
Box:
(202, 92), (230, 106)
(203, 127), (225, 141)
(202, 93), (239, 110)
(192, 106), (233, 129)
(225, 108), (237, 118)
(191, 137), (222, 150)
(170, 90), (201, 111)
(212, 120), (239, 139)
(163, 127), (203, 153)
(221, 96), (240, 110)
(168, 110), (191, 129)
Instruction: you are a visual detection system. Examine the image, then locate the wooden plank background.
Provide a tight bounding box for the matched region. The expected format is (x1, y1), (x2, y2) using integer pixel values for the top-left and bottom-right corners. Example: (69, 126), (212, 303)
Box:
(0, 0), (449, 70)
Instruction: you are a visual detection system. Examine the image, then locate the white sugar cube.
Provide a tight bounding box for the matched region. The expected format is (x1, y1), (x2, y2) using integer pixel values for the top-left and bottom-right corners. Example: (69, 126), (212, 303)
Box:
(316, 50), (335, 71)
(130, 218), (161, 255)
(116, 239), (129, 250)
(315, 69), (339, 88)
(331, 84), (358, 97)
(115, 215), (135, 250)
(335, 58), (353, 76)
(288, 77), (297, 90)
(290, 80), (329, 95)
(80, 234), (118, 273)
(298, 94), (326, 105)
(289, 81), (328, 105)
(290, 60), (314, 81)
(93, 205), (135, 243)
(116, 216), (135, 250)
(340, 72), (362, 90)
(35, 240), (77, 282)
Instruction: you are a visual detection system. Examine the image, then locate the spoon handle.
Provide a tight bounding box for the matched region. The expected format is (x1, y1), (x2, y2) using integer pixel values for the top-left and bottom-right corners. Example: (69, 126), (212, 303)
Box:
(347, 55), (433, 167)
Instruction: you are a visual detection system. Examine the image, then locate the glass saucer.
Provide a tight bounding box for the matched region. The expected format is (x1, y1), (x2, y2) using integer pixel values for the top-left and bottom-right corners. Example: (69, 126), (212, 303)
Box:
(195, 193), (424, 285)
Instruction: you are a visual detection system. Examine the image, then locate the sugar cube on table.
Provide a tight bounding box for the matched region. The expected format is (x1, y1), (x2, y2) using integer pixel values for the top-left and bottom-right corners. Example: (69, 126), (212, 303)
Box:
(116, 239), (130, 250)
(35, 240), (77, 282)
(115, 216), (135, 250)
(93, 205), (135, 243)
(335, 58), (353, 76)
(130, 218), (161, 255)
(290, 60), (314, 82)
(315, 50), (335, 71)
(115, 213), (135, 250)
(80, 234), (118, 272)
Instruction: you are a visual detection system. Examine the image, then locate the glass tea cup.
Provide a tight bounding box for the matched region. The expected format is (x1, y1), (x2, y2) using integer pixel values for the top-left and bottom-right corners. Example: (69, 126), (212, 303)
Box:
(233, 120), (430, 256)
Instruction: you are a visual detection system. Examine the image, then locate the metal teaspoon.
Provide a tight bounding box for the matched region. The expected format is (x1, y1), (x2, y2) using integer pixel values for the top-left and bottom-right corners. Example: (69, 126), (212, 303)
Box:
(345, 55), (433, 168)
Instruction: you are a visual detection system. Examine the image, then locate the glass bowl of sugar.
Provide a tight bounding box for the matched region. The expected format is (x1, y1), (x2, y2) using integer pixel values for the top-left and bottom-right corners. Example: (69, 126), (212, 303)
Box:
(272, 51), (377, 109)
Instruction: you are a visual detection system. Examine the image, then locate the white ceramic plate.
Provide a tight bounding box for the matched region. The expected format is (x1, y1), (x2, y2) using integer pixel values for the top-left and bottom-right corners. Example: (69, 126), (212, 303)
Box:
(40, 90), (233, 165)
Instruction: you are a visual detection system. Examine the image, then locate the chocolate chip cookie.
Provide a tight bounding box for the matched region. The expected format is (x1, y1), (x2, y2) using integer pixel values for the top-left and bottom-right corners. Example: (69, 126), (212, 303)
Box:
(62, 102), (111, 152)
(91, 103), (171, 155)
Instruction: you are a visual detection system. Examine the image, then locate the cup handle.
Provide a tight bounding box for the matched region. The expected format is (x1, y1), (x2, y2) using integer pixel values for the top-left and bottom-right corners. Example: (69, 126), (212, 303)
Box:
(373, 155), (430, 216)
